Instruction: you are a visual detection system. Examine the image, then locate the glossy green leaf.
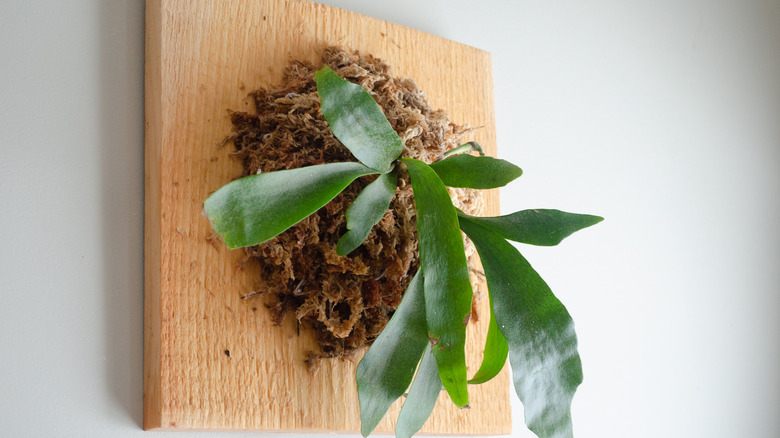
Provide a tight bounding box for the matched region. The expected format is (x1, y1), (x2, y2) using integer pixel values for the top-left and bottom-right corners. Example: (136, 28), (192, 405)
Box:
(357, 271), (428, 437)
(459, 209), (603, 247)
(396, 345), (442, 438)
(429, 154), (522, 189)
(402, 158), (472, 408)
(204, 162), (376, 249)
(337, 171), (397, 256)
(316, 66), (403, 173)
(459, 216), (583, 438)
(441, 141), (485, 159)
(467, 293), (508, 385)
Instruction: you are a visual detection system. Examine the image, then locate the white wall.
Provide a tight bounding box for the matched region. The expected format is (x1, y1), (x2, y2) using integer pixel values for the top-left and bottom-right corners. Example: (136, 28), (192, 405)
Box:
(1, 1), (778, 437)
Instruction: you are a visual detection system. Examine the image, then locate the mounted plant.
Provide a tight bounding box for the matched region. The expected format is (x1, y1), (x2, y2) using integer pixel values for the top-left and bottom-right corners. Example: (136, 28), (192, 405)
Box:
(204, 65), (602, 438)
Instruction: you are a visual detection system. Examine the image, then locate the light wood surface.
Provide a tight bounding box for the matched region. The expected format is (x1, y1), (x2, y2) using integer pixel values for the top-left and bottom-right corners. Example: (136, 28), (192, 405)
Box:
(144, 0), (509, 432)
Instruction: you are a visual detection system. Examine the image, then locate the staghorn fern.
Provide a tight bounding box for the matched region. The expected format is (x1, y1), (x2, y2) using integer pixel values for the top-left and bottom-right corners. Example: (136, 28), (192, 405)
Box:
(204, 66), (602, 438)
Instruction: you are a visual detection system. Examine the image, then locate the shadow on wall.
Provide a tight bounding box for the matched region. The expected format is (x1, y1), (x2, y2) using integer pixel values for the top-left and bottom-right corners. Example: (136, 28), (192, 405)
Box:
(99, 0), (145, 428)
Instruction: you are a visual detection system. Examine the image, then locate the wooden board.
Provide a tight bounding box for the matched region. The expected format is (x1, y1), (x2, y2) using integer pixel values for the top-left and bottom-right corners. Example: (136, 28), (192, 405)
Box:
(144, 0), (510, 433)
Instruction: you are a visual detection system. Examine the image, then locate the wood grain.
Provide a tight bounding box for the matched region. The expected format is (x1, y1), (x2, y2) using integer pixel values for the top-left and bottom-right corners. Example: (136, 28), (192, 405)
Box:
(144, 0), (510, 433)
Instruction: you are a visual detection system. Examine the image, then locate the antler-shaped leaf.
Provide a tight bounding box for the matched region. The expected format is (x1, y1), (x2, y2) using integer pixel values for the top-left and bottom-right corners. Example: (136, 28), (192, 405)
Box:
(402, 158), (472, 408)
(459, 209), (603, 246)
(396, 345), (443, 438)
(357, 271), (428, 437)
(429, 154), (522, 189)
(337, 171), (397, 256)
(459, 216), (582, 438)
(467, 293), (508, 385)
(316, 66), (403, 173)
(203, 162), (377, 249)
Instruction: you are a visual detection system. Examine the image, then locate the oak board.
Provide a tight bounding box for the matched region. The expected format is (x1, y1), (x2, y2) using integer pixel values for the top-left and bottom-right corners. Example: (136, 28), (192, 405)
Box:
(144, 0), (509, 433)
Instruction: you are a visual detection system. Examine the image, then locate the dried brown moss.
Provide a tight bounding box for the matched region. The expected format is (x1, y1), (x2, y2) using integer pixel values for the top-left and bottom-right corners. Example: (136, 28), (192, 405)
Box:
(228, 47), (484, 366)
